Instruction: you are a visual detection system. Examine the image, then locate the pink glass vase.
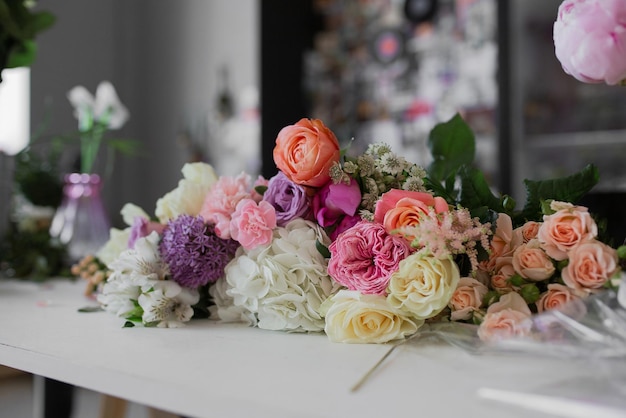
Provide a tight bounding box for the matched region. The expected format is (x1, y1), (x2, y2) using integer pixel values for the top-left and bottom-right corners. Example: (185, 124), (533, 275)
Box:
(49, 173), (111, 263)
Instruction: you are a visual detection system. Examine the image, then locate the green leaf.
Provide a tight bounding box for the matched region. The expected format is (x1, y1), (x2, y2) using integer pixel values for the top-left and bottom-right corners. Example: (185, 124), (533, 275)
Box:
(254, 185), (268, 196)
(458, 166), (506, 215)
(78, 306), (103, 313)
(427, 113), (475, 185)
(106, 138), (143, 156)
(520, 164), (599, 222)
(123, 321), (136, 328)
(25, 11), (55, 36)
(316, 240), (331, 258)
(6, 39), (36, 68)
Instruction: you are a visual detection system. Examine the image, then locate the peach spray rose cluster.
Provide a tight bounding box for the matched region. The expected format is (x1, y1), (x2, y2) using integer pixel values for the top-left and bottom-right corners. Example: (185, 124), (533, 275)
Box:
(468, 200), (622, 342)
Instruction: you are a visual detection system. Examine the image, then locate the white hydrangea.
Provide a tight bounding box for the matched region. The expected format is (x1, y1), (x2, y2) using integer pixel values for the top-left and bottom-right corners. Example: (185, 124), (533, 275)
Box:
(213, 219), (341, 332)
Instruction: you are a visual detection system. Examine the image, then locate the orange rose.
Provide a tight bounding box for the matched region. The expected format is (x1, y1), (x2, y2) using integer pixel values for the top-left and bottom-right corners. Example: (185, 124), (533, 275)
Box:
(537, 204), (597, 261)
(273, 118), (340, 188)
(562, 240), (618, 294)
(373, 189), (448, 239)
(511, 239), (555, 281)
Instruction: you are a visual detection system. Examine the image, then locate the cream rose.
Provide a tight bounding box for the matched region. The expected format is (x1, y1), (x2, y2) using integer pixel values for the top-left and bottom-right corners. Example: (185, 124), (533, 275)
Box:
(512, 239), (555, 281)
(562, 240), (618, 294)
(387, 253), (460, 320)
(323, 290), (422, 344)
(537, 204), (597, 261)
(477, 292), (532, 342)
(155, 162), (218, 223)
(449, 277), (488, 321)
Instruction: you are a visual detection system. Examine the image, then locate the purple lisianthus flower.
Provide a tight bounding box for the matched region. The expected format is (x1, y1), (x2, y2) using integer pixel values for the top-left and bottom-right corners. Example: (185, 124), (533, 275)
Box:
(128, 216), (166, 248)
(263, 171), (310, 226)
(159, 215), (240, 288)
(312, 178), (361, 228)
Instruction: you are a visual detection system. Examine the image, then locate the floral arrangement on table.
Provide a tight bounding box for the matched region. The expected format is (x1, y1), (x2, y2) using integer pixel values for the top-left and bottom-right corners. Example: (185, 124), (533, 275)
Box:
(74, 0), (626, 345)
(75, 113), (624, 345)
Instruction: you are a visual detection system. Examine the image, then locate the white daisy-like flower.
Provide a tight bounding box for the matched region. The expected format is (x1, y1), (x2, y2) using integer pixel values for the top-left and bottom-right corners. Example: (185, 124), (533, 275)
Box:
(138, 281), (200, 327)
(67, 80), (129, 131)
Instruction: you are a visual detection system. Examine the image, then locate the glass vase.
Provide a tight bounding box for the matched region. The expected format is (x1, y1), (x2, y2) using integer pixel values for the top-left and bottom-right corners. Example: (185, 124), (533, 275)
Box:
(49, 173), (111, 264)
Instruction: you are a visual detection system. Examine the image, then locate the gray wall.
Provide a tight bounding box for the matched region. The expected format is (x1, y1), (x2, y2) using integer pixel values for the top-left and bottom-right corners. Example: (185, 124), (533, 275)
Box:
(30, 1), (259, 226)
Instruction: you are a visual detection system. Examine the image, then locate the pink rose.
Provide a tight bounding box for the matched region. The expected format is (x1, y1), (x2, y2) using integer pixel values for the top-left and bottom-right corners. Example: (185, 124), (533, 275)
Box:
(229, 199), (277, 250)
(537, 204), (597, 261)
(478, 292), (532, 342)
(449, 277), (488, 321)
(327, 221), (412, 295)
(490, 258), (516, 293)
(554, 0), (626, 85)
(536, 283), (582, 313)
(562, 240), (618, 293)
(373, 189), (448, 239)
(200, 173), (256, 239)
(512, 239), (555, 281)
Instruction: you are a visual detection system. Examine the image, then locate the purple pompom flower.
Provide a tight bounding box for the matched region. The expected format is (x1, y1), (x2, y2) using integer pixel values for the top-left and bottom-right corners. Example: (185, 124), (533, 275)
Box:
(263, 171), (310, 226)
(159, 215), (240, 288)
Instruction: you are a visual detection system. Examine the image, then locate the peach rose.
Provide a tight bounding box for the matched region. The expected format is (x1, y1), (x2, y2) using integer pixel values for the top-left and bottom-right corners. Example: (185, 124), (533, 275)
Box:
(477, 292), (532, 342)
(485, 213), (524, 272)
(518, 221), (540, 242)
(489, 258), (515, 293)
(536, 283), (581, 313)
(537, 204), (598, 260)
(273, 118), (340, 188)
(373, 189), (448, 239)
(562, 240), (618, 294)
(449, 277), (488, 321)
(512, 239), (555, 281)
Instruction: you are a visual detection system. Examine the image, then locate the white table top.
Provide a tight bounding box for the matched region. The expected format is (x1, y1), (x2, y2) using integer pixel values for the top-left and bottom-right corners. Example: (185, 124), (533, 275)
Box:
(0, 279), (621, 418)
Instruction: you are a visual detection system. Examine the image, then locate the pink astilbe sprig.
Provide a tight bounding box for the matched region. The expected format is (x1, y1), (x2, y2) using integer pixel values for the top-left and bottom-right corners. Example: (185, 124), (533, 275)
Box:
(402, 207), (492, 273)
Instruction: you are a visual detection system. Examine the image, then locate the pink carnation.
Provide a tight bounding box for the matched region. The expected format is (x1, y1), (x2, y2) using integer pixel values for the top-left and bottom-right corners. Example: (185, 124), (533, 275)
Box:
(200, 173), (255, 239)
(327, 221), (412, 295)
(230, 199), (277, 250)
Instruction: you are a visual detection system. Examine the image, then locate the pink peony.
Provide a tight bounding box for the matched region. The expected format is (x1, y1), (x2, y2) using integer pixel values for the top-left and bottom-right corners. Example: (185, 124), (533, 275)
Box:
(554, 0), (626, 85)
(478, 292), (532, 342)
(327, 221), (412, 295)
(200, 173), (255, 239)
(229, 199), (277, 250)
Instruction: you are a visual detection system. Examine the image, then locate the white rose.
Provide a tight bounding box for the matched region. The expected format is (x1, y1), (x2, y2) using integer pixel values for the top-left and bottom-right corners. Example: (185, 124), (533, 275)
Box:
(387, 253), (460, 320)
(155, 162), (218, 223)
(96, 227), (131, 266)
(323, 290), (422, 344)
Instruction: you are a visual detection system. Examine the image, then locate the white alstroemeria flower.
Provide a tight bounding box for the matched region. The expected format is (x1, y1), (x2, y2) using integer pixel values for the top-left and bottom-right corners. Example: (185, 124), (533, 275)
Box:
(109, 232), (168, 284)
(138, 281), (200, 327)
(97, 272), (142, 318)
(67, 80), (129, 130)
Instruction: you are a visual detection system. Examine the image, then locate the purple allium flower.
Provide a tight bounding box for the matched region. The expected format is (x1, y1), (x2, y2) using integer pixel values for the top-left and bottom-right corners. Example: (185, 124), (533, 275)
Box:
(159, 215), (240, 288)
(263, 171), (310, 226)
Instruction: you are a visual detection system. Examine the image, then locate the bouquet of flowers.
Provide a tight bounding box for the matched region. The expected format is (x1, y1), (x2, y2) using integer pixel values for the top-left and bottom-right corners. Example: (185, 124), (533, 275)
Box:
(78, 113), (623, 346)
